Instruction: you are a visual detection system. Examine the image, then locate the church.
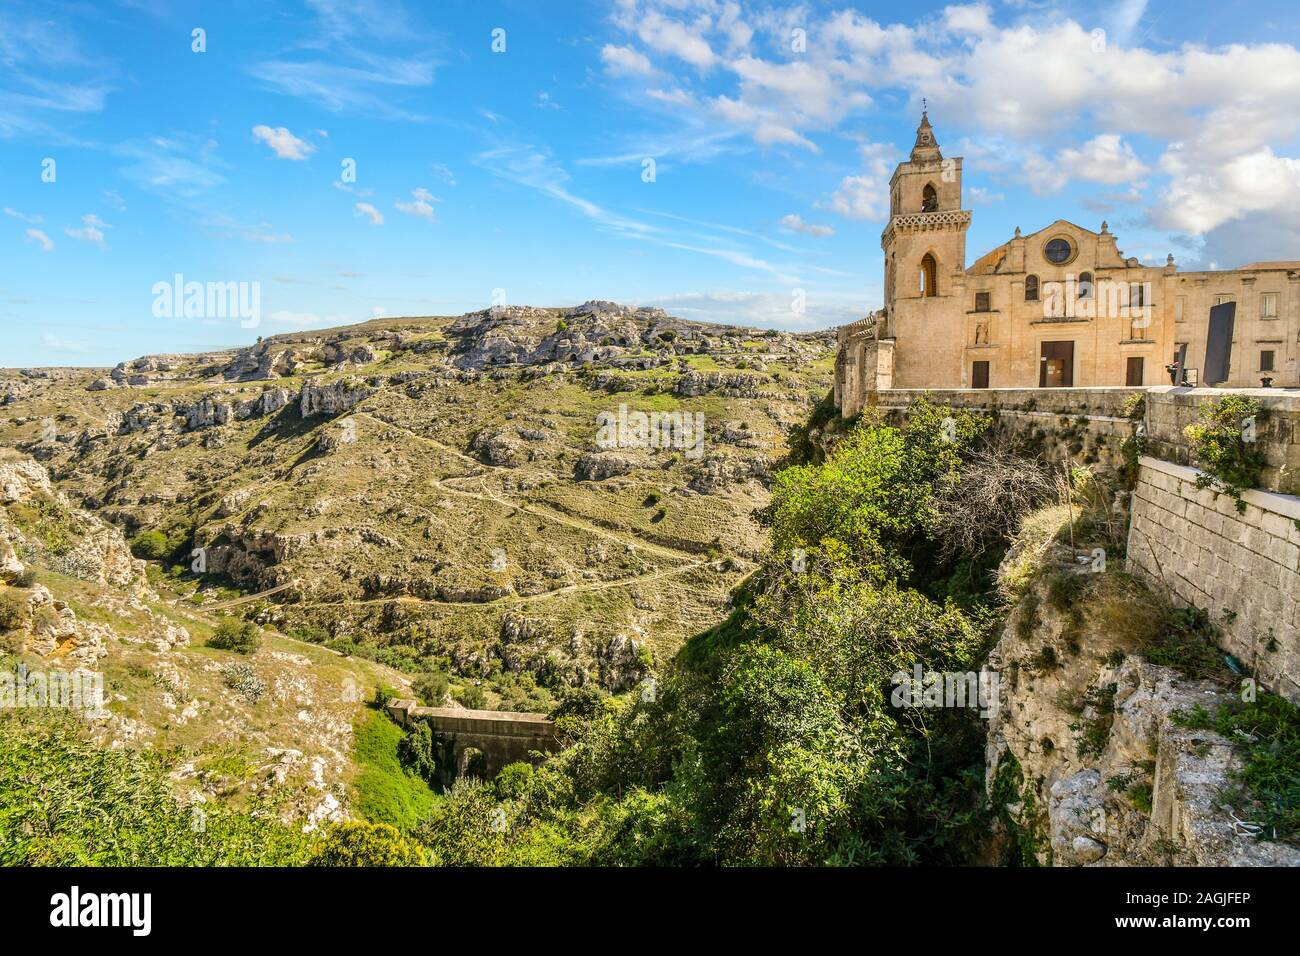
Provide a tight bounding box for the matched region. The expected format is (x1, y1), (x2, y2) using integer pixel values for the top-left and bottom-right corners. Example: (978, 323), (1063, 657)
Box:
(834, 112), (1300, 417)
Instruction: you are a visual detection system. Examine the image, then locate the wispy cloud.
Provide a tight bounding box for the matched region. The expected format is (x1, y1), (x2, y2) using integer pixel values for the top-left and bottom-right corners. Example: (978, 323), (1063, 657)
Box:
(0, 10), (114, 140)
(394, 187), (438, 222)
(252, 125), (316, 160)
(116, 136), (225, 200)
(24, 228), (53, 252)
(64, 214), (109, 247)
(355, 201), (384, 224)
(247, 0), (441, 119)
(779, 214), (834, 237)
(4, 207), (41, 224)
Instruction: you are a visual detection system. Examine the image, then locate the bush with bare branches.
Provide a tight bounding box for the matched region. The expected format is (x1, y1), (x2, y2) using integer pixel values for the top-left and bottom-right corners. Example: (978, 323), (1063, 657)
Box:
(929, 436), (1057, 560)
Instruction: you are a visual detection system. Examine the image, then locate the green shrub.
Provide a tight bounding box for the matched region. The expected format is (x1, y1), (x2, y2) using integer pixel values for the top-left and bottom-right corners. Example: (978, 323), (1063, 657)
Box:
(129, 530), (170, 561)
(411, 671), (449, 707)
(1183, 396), (1265, 511)
(0, 591), (27, 631)
(458, 684), (487, 710)
(495, 762), (535, 801)
(13, 568), (36, 588)
(0, 710), (309, 865)
(309, 821), (427, 866)
(207, 616), (260, 655)
(220, 663), (265, 704)
(397, 720), (443, 786)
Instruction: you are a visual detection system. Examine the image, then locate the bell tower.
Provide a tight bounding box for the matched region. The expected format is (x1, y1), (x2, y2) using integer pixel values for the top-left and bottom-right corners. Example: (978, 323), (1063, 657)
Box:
(880, 109), (972, 386)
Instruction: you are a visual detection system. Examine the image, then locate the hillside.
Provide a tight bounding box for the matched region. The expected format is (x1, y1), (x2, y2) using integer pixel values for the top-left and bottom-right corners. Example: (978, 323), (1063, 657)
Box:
(0, 448), (411, 843)
(1, 302), (835, 706)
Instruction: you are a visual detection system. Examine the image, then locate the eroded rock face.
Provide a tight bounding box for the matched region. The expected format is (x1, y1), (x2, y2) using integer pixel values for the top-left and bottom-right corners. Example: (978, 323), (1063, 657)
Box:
(300, 378), (372, 418)
(0, 454), (147, 592)
(0, 457), (189, 667)
(986, 573), (1300, 866)
(687, 454), (769, 493)
(574, 452), (634, 481)
(471, 427), (523, 467)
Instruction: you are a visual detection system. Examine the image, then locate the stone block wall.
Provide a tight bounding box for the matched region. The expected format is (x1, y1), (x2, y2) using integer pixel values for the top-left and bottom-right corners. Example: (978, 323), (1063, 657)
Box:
(1127, 456), (1300, 702)
(1143, 386), (1300, 496)
(872, 386), (1143, 471)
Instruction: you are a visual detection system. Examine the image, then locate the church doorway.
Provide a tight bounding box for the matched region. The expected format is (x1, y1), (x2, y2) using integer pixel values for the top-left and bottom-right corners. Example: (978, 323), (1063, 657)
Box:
(1039, 341), (1074, 387)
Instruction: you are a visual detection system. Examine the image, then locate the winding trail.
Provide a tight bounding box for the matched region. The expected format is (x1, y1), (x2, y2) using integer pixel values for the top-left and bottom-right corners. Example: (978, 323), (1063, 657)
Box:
(188, 408), (741, 614)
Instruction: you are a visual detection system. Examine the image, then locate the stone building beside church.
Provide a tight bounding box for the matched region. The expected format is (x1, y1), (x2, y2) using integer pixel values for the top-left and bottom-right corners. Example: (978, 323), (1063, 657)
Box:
(835, 112), (1300, 417)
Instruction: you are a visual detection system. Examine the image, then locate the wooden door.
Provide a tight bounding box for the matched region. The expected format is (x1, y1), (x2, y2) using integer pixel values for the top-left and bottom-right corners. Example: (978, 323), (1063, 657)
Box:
(1039, 341), (1074, 387)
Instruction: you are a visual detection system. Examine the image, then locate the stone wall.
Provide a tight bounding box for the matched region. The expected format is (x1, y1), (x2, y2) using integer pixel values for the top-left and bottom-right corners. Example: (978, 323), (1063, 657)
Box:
(386, 698), (559, 777)
(1127, 456), (1300, 702)
(871, 386), (1143, 471)
(1143, 386), (1300, 495)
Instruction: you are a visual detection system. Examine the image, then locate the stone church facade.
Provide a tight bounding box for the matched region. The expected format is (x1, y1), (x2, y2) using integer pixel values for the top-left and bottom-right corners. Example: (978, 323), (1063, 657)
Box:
(835, 113), (1300, 417)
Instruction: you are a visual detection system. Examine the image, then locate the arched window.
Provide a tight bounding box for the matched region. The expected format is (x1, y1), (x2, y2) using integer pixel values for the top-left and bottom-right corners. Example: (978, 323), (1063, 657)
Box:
(920, 254), (938, 297)
(1078, 272), (1093, 298)
(1025, 275), (1039, 301)
(921, 183), (939, 212)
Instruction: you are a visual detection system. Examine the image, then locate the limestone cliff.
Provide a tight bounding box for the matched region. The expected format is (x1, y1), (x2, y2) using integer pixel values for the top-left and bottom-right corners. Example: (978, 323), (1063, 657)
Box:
(986, 568), (1300, 866)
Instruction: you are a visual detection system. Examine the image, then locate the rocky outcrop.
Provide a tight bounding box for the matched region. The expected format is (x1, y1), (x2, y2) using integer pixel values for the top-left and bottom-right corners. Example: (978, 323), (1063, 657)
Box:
(986, 571), (1300, 866)
(687, 454), (770, 493)
(574, 452), (635, 481)
(0, 454), (146, 592)
(471, 427), (523, 467)
(300, 378), (372, 418)
(675, 370), (764, 398)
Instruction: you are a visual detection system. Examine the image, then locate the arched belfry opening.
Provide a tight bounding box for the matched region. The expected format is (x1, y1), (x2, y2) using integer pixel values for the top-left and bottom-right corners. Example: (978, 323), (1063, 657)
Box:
(920, 253), (938, 297)
(921, 183), (938, 213)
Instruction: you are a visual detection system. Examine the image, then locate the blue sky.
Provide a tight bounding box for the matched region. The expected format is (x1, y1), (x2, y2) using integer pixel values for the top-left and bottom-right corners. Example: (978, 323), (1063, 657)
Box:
(4, 0), (1300, 367)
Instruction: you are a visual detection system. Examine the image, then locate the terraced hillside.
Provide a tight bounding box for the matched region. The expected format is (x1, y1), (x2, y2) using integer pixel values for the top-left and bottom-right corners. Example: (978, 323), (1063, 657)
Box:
(1, 301), (835, 701)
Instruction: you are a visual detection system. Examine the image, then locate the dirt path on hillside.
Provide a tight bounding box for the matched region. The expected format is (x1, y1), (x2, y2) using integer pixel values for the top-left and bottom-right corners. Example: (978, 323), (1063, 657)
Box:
(353, 410), (702, 562)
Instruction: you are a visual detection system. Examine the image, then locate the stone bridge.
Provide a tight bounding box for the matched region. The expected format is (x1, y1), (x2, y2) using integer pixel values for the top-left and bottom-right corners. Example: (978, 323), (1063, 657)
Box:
(386, 698), (560, 778)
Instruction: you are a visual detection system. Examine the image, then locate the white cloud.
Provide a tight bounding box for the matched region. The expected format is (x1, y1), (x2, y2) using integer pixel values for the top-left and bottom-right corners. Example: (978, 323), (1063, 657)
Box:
(394, 187), (438, 222)
(1057, 135), (1149, 185)
(252, 125), (316, 160)
(644, 290), (860, 330)
(601, 43), (654, 77)
(600, 4), (1300, 234)
(4, 207), (41, 224)
(633, 11), (717, 69)
(967, 185), (1004, 204)
(779, 213), (833, 237)
(355, 201), (384, 224)
(1155, 145), (1300, 235)
(430, 163), (456, 185)
(64, 214), (109, 247)
(116, 136), (225, 200)
(24, 228), (53, 251)
(822, 142), (896, 221)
